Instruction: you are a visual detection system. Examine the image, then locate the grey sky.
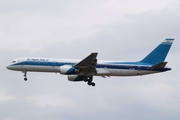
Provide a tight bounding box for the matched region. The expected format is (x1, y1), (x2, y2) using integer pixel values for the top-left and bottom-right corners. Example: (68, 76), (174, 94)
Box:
(0, 0), (180, 120)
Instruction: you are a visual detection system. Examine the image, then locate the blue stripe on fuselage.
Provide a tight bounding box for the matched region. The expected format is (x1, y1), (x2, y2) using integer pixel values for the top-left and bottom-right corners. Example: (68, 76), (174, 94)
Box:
(65, 67), (76, 75)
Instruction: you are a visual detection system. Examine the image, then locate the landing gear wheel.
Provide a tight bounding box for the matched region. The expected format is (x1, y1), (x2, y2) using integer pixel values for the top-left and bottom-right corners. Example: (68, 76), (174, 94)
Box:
(91, 82), (95, 86)
(24, 78), (27, 81)
(88, 82), (91, 86)
(87, 82), (96, 86)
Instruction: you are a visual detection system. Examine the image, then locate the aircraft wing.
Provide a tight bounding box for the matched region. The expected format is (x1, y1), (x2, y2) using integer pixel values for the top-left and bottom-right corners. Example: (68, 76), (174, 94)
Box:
(75, 53), (98, 75)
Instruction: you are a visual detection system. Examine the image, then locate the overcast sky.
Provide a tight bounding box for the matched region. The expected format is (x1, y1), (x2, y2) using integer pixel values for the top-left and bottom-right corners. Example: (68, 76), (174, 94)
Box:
(0, 0), (180, 120)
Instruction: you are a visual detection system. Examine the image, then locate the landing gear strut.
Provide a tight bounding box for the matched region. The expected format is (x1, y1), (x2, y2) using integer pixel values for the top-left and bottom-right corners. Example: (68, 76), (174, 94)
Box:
(84, 76), (96, 87)
(23, 71), (27, 81)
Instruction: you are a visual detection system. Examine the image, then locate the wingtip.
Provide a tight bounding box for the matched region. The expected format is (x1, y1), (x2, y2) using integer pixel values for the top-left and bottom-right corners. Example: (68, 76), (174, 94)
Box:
(163, 38), (174, 44)
(92, 52), (98, 54)
(165, 38), (174, 40)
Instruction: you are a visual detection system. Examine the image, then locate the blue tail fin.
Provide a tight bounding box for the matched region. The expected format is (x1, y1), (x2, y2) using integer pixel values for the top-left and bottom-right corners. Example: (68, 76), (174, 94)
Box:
(141, 38), (174, 64)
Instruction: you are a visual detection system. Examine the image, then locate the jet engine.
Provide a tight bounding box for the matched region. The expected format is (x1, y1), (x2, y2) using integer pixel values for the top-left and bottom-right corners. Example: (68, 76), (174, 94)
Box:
(68, 75), (95, 86)
(68, 75), (84, 81)
(59, 65), (80, 75)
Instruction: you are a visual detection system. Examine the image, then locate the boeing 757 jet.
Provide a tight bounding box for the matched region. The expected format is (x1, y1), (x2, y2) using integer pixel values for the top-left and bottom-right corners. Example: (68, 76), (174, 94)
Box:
(6, 38), (174, 86)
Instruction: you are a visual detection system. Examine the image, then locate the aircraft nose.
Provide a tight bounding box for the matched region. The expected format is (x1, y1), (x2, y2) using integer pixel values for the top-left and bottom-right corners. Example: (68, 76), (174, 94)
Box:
(6, 65), (11, 70)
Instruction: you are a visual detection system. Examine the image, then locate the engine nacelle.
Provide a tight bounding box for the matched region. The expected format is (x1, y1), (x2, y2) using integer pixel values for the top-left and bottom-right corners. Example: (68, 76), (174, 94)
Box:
(68, 75), (84, 82)
(59, 65), (80, 75)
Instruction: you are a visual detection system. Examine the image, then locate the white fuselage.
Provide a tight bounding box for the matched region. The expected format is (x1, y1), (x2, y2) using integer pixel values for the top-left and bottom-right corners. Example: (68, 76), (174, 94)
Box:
(7, 57), (161, 77)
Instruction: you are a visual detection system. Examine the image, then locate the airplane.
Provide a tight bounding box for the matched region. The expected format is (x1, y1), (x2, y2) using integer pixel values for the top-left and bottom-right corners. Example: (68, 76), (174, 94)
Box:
(6, 38), (174, 86)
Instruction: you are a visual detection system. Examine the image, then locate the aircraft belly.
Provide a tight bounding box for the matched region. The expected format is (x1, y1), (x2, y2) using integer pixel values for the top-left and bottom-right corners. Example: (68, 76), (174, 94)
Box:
(139, 70), (159, 75)
(106, 69), (159, 76)
(113, 69), (138, 76)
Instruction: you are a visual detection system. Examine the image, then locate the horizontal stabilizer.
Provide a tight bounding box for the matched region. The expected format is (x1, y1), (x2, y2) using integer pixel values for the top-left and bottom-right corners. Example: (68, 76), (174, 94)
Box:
(149, 62), (167, 70)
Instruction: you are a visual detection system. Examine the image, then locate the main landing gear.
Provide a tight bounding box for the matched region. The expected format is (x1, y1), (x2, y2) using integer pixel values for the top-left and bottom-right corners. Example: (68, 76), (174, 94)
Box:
(83, 76), (96, 87)
(23, 71), (27, 81)
(88, 81), (95, 86)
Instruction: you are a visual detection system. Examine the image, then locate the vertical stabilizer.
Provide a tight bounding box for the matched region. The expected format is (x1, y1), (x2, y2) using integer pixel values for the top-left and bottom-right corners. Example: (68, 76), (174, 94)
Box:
(141, 38), (174, 64)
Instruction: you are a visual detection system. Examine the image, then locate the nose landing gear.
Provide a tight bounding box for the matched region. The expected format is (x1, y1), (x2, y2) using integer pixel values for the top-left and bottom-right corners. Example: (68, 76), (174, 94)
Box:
(23, 71), (27, 81)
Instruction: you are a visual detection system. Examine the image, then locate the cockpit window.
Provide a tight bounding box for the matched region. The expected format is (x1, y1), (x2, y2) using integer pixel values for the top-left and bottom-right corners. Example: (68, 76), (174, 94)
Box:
(12, 61), (16, 63)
